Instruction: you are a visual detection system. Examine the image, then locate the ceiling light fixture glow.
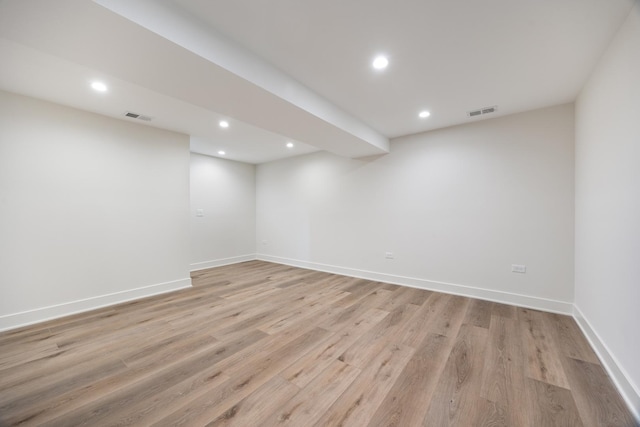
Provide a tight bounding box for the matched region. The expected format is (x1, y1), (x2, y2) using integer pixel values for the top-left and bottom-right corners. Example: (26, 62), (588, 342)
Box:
(372, 55), (389, 70)
(286, 142), (294, 148)
(419, 110), (431, 118)
(218, 150), (226, 155)
(91, 81), (107, 92)
(219, 120), (229, 128)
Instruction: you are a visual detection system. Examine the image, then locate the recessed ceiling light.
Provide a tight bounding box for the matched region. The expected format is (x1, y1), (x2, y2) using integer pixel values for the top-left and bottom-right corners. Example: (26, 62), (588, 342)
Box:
(372, 55), (389, 70)
(219, 120), (229, 128)
(286, 142), (294, 148)
(419, 110), (431, 118)
(218, 150), (226, 155)
(91, 81), (107, 92)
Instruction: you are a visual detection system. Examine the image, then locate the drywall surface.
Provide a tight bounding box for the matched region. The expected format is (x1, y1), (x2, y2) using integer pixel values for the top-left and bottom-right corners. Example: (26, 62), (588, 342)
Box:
(257, 104), (575, 310)
(575, 2), (640, 419)
(0, 90), (191, 329)
(190, 152), (256, 270)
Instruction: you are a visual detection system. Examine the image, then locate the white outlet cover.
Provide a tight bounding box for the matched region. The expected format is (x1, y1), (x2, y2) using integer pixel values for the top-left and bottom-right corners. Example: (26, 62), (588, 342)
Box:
(196, 209), (204, 217)
(511, 264), (526, 273)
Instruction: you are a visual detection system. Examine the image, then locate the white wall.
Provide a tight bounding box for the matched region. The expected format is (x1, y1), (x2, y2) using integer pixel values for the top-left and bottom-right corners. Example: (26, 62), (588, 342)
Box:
(190, 153), (256, 270)
(574, 2), (640, 419)
(257, 104), (575, 312)
(0, 90), (192, 330)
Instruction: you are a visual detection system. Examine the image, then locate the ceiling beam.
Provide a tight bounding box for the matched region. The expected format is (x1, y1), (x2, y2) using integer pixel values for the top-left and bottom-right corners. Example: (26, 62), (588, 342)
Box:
(94, 0), (389, 158)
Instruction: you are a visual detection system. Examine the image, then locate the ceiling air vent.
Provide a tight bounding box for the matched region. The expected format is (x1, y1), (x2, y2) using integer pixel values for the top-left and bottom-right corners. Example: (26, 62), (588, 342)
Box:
(124, 111), (153, 121)
(467, 105), (497, 118)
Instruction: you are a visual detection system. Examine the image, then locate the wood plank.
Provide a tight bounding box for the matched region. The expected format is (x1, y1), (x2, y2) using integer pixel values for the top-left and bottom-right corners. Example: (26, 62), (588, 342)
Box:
(543, 312), (600, 364)
(0, 341), (61, 372)
(491, 302), (516, 319)
(525, 378), (583, 427)
(2, 330), (264, 426)
(518, 307), (571, 389)
(210, 284), (350, 341)
(282, 308), (389, 388)
(213, 320), (329, 378)
(338, 303), (419, 369)
(463, 298), (493, 329)
(428, 294), (470, 337)
(204, 376), (299, 427)
(94, 334), (270, 426)
(368, 333), (452, 427)
(422, 324), (489, 426)
(265, 360), (361, 426)
(377, 286), (431, 311)
(152, 327), (331, 426)
(329, 282), (387, 308)
(90, 366), (230, 427)
(318, 288), (393, 332)
(0, 260), (634, 426)
(313, 343), (415, 427)
(258, 289), (350, 335)
(479, 315), (528, 426)
(561, 356), (636, 427)
(394, 291), (447, 348)
(0, 357), (128, 413)
(474, 398), (509, 427)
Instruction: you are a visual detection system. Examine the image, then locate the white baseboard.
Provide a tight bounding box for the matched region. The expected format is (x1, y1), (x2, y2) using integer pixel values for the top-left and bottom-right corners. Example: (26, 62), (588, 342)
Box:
(256, 254), (573, 314)
(190, 254), (257, 272)
(0, 278), (192, 333)
(573, 305), (640, 423)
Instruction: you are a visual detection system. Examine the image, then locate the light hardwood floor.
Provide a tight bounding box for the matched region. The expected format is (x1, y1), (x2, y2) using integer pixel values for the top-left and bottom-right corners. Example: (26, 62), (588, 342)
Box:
(0, 261), (635, 426)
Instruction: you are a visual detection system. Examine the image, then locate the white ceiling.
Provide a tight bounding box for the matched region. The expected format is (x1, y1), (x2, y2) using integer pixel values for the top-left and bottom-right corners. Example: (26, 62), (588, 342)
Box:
(175, 0), (634, 138)
(0, 0), (634, 163)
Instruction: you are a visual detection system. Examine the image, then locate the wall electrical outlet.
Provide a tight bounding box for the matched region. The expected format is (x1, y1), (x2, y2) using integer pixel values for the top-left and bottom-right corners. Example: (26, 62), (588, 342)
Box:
(196, 209), (204, 217)
(511, 264), (526, 273)
(385, 252), (394, 259)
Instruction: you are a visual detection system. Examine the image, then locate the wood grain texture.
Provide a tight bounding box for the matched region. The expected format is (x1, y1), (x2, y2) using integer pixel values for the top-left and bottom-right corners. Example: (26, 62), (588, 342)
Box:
(282, 307), (388, 388)
(0, 261), (634, 426)
(543, 312), (600, 364)
(368, 333), (452, 427)
(480, 315), (532, 426)
(204, 376), (299, 427)
(422, 324), (489, 426)
(525, 378), (584, 427)
(562, 357), (637, 427)
(518, 307), (571, 389)
(265, 360), (361, 425)
(463, 298), (494, 329)
(313, 343), (415, 427)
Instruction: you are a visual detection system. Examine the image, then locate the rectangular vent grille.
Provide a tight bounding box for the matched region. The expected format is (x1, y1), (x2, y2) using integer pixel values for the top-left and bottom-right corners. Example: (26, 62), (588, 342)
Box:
(468, 105), (497, 118)
(124, 112), (152, 121)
